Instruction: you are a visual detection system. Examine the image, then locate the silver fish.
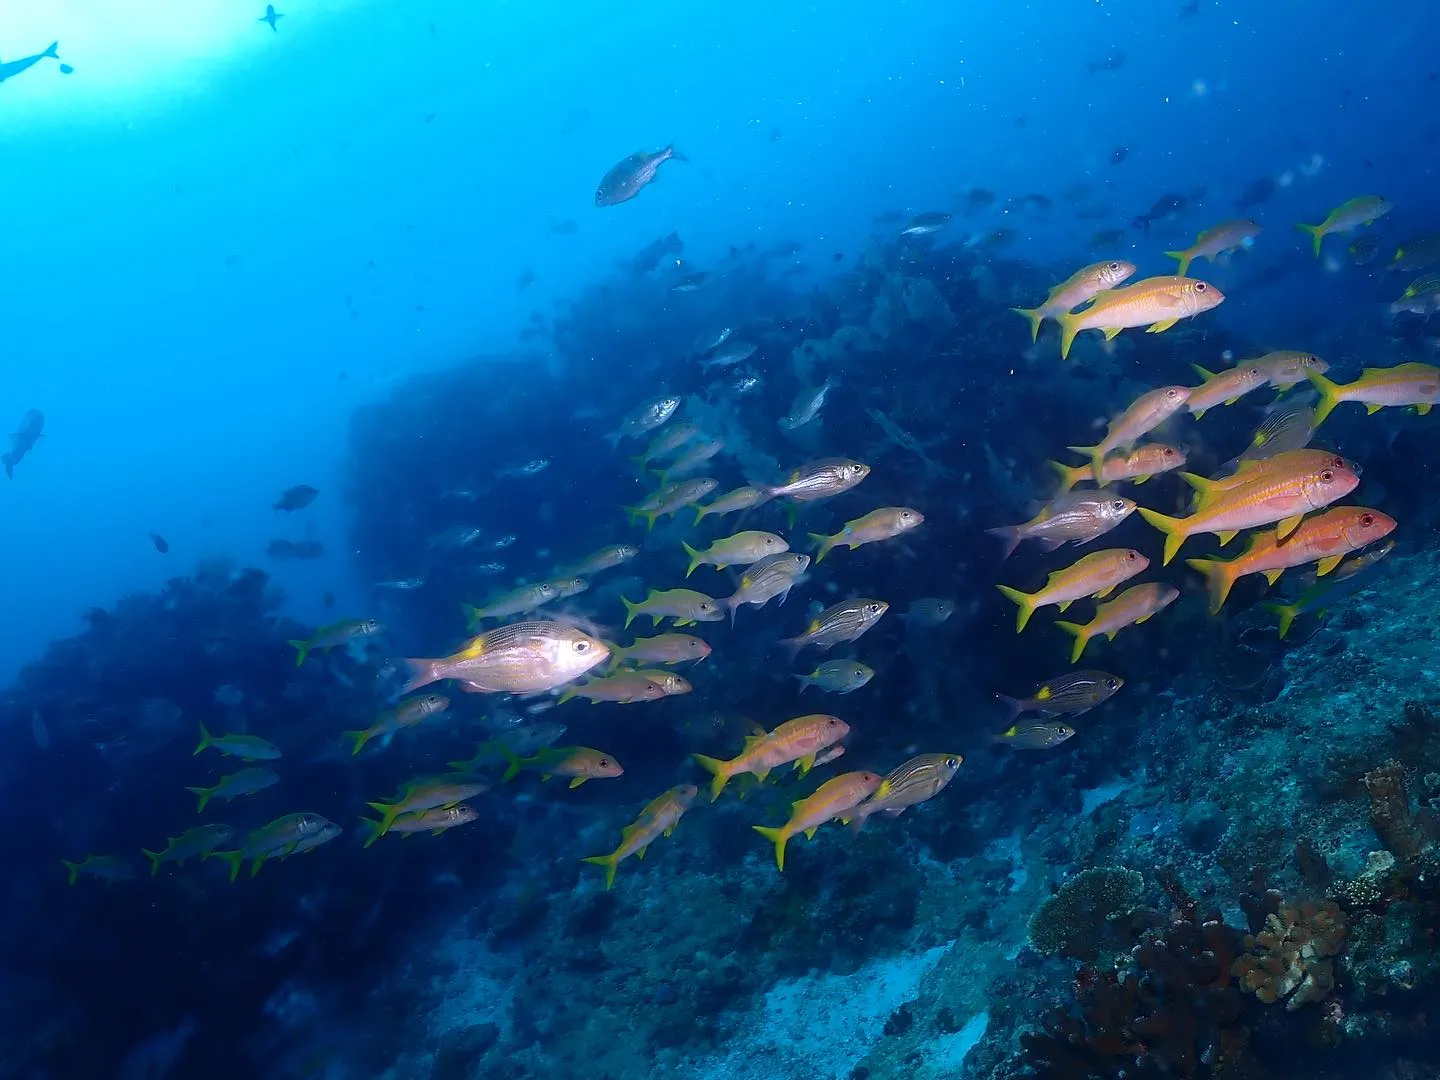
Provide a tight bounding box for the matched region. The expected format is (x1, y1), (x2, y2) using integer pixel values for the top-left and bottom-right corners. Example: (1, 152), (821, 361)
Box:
(782, 598), (889, 653)
(763, 458), (871, 502)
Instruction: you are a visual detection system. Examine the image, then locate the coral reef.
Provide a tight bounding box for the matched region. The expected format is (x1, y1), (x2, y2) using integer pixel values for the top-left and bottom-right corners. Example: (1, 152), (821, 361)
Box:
(1232, 893), (1346, 1011)
(1026, 866), (1145, 961)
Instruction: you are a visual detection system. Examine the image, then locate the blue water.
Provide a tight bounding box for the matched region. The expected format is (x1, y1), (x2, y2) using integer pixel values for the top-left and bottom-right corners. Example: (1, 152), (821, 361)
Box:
(6, 1), (1440, 1077)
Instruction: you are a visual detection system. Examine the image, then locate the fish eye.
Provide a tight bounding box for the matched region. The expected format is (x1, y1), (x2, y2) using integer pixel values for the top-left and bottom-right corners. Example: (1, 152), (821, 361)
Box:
(1195, 282), (1207, 291)
(1166, 388), (1181, 398)
(826, 718), (839, 726)
(700, 602), (715, 611)
(1247, 368), (1262, 377)
(1106, 678), (1120, 690)
(1361, 513), (1376, 527)
(867, 603), (882, 614)
(1125, 551), (1138, 561)
(574, 641), (591, 653)
(599, 758), (610, 767)
(1320, 470), (1334, 482)
(1108, 261), (1121, 271)
(945, 756), (959, 768)
(1111, 500), (1127, 512)
(1162, 447), (1175, 457)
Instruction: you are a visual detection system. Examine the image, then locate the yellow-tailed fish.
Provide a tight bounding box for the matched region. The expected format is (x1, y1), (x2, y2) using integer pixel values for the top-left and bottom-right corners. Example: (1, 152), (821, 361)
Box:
(1306, 363), (1440, 426)
(995, 548), (1148, 633)
(692, 714), (850, 799)
(288, 618), (382, 667)
(1067, 385), (1192, 482)
(581, 784), (698, 889)
(1186, 363), (1267, 419)
(809, 507), (923, 563)
(752, 771), (883, 871)
(1049, 445), (1185, 493)
(1296, 195), (1392, 256)
(621, 588), (724, 628)
(1164, 219), (1261, 276)
(1054, 583), (1179, 663)
(1010, 259), (1136, 342)
(682, 531), (788, 577)
(1055, 277), (1224, 359)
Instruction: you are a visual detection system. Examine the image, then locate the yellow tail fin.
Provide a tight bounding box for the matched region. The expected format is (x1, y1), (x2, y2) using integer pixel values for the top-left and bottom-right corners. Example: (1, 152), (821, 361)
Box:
(1010, 306), (1044, 343)
(142, 848), (164, 877)
(1295, 221), (1325, 257)
(1137, 506), (1187, 565)
(995, 584), (1038, 633)
(752, 824), (790, 871)
(194, 722), (213, 756)
(1056, 311), (1082, 360)
(288, 638), (311, 667)
(692, 753), (733, 801)
(581, 852), (620, 889)
(682, 541), (704, 578)
(1048, 459), (1082, 493)
(1184, 557), (1236, 615)
(1164, 249), (1193, 276)
(808, 532), (836, 564)
(1053, 620), (1091, 664)
(186, 785), (213, 813)
(1304, 367), (1343, 427)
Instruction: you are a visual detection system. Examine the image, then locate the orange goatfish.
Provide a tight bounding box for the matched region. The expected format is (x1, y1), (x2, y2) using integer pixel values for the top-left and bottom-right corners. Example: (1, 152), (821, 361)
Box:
(1049, 444), (1185, 493)
(693, 714), (850, 800)
(1184, 507), (1396, 614)
(581, 784), (698, 889)
(752, 771), (884, 871)
(1068, 385), (1192, 483)
(1186, 363), (1268, 418)
(1138, 456), (1360, 564)
(1009, 259), (1136, 343)
(1055, 276), (1224, 359)
(1181, 450), (1353, 504)
(1305, 363), (1440, 427)
(1054, 583), (1179, 663)
(996, 548), (1148, 633)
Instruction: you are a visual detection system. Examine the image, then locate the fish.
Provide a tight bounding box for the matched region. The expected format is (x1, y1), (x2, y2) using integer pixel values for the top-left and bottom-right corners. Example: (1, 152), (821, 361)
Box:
(402, 620), (610, 694)
(966, 187), (997, 209)
(3, 408), (43, 479)
(288, 618), (382, 667)
(625, 477), (720, 531)
(497, 458), (550, 478)
(987, 492), (1135, 559)
(259, 5), (283, 30)
(448, 720), (567, 770)
(1164, 219), (1262, 276)
(995, 548), (1149, 633)
(793, 660), (874, 694)
(60, 854), (136, 886)
(607, 633), (711, 667)
(1248, 350), (1329, 390)
(1132, 192), (1187, 233)
(1392, 236), (1440, 272)
(622, 587), (725, 628)
(781, 598), (889, 654)
(541, 576), (589, 601)
(1010, 260), (1137, 343)
(631, 421), (702, 469)
(342, 693), (450, 755)
(0, 41), (60, 84)
(581, 785), (699, 889)
(630, 669), (692, 696)
(557, 672), (669, 705)
(1110, 147), (1129, 165)
(142, 825), (238, 875)
(1264, 540), (1394, 639)
(359, 805), (478, 847)
(500, 745), (623, 787)
(1306, 364), (1440, 427)
(655, 438), (726, 485)
(363, 777), (490, 839)
(901, 598), (956, 626)
(185, 768), (279, 813)
(997, 671), (1124, 722)
(1067, 385), (1193, 482)
(557, 544), (639, 578)
(595, 144), (686, 206)
(699, 341), (758, 371)
(1296, 195), (1392, 256)
(752, 771), (884, 870)
(810, 507), (923, 563)
(900, 212), (953, 236)
(683, 531), (789, 577)
(149, 533), (170, 554)
(721, 552), (811, 621)
(991, 722), (1077, 750)
(1054, 583), (1180, 663)
(376, 577), (426, 590)
(605, 395), (681, 446)
(1185, 507), (1396, 614)
(464, 582), (559, 627)
(1049, 444), (1185, 493)
(779, 377), (838, 431)
(193, 724), (281, 761)
(1236, 404), (1318, 464)
(206, 813), (335, 881)
(1055, 277), (1224, 359)
(671, 271), (710, 292)
(847, 754), (962, 831)
(762, 458), (871, 502)
(1186, 363), (1269, 419)
(274, 484), (319, 512)
(1140, 453), (1361, 564)
(1349, 233), (1382, 266)
(692, 714), (850, 799)
(1399, 272), (1440, 302)
(693, 485), (772, 524)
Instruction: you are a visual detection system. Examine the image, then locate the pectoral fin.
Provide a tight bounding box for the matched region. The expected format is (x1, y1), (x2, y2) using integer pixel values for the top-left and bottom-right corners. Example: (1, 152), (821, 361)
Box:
(1275, 515), (1303, 541)
(1146, 319), (1178, 334)
(1315, 555), (1344, 577)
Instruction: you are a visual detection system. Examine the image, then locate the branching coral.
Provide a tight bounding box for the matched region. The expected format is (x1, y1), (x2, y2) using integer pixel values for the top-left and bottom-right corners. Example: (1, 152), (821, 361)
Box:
(1232, 893), (1346, 1011)
(1027, 866), (1144, 960)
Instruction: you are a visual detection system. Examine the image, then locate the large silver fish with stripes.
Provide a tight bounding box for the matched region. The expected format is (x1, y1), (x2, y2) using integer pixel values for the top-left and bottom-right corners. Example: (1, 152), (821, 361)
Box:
(781, 598), (888, 654)
(763, 458), (870, 502)
(847, 754), (963, 831)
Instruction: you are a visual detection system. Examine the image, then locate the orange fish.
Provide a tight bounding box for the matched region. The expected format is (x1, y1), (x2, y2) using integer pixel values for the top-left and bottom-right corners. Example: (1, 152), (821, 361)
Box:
(581, 784), (698, 889)
(752, 771), (883, 870)
(1184, 507), (1396, 613)
(1054, 276), (1224, 359)
(692, 714), (849, 800)
(1054, 583), (1179, 663)
(1186, 363), (1268, 418)
(1049, 444), (1186, 492)
(1138, 455), (1360, 564)
(996, 548), (1149, 632)
(1068, 385), (1192, 483)
(1009, 259), (1136, 342)
(1306, 363), (1440, 426)
(1180, 450), (1353, 503)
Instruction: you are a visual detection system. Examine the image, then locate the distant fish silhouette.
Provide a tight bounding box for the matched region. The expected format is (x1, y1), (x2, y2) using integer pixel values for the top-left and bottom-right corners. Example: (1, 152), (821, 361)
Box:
(149, 533), (170, 555)
(3, 409), (43, 480)
(259, 5), (284, 31)
(0, 41), (59, 84)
